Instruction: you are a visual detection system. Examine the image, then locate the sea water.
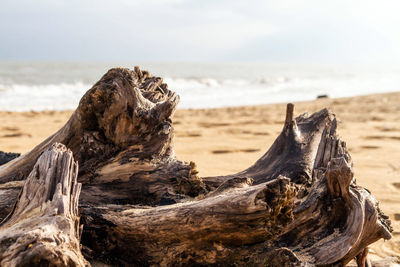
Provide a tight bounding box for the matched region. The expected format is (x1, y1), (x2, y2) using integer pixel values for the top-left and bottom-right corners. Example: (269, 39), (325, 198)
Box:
(0, 62), (399, 111)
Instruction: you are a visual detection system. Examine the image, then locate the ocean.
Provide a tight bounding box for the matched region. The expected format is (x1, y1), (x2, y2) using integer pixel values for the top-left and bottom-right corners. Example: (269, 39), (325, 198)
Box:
(0, 62), (399, 111)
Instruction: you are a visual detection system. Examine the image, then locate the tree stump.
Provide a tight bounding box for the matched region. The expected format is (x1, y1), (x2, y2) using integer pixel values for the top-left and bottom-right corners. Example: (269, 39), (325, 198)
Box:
(0, 67), (392, 266)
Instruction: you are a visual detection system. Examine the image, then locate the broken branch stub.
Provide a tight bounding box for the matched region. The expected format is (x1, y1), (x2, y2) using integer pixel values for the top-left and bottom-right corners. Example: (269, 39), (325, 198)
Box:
(0, 143), (87, 266)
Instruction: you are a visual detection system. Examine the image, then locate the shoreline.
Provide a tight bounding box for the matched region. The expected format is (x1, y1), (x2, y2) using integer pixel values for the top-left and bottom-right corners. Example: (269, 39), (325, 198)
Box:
(2, 89), (400, 113)
(1, 91), (399, 260)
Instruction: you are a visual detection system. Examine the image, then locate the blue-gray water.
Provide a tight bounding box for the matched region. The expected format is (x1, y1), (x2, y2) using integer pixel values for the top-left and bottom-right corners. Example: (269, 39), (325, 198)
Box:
(0, 62), (399, 111)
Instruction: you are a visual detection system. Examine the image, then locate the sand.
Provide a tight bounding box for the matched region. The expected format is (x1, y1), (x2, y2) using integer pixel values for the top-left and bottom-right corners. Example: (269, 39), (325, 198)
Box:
(0, 92), (399, 261)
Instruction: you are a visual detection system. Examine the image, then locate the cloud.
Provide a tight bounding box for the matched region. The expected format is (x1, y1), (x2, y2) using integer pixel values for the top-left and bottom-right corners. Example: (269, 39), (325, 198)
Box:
(1, 0), (400, 63)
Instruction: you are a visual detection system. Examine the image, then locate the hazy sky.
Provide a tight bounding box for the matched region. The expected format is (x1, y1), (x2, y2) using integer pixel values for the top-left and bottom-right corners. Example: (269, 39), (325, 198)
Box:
(1, 0), (400, 63)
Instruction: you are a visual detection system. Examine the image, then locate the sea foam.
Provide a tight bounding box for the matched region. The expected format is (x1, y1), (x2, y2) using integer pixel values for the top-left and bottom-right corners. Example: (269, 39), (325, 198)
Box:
(0, 62), (399, 111)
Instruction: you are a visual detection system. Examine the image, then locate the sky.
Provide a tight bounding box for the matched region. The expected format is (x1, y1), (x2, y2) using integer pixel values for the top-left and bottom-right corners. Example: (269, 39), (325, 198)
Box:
(1, 0), (400, 64)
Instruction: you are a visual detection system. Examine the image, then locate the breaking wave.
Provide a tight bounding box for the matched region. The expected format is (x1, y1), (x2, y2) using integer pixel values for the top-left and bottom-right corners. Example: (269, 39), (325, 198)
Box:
(1, 63), (399, 111)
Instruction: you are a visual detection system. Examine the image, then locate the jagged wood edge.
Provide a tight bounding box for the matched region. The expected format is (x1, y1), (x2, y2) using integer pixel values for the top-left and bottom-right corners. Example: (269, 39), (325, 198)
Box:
(0, 143), (87, 266)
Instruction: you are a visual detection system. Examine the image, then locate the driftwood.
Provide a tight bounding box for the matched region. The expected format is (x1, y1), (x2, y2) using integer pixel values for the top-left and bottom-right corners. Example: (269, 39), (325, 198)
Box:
(0, 143), (86, 266)
(0, 67), (392, 266)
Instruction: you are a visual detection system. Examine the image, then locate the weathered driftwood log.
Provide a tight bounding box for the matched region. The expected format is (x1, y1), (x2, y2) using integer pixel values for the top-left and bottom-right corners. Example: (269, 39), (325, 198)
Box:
(0, 67), (392, 266)
(0, 143), (87, 266)
(0, 67), (204, 221)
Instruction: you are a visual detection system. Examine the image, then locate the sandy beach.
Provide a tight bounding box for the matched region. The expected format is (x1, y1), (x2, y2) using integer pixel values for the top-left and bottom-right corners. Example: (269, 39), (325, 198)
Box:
(1, 92), (399, 261)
